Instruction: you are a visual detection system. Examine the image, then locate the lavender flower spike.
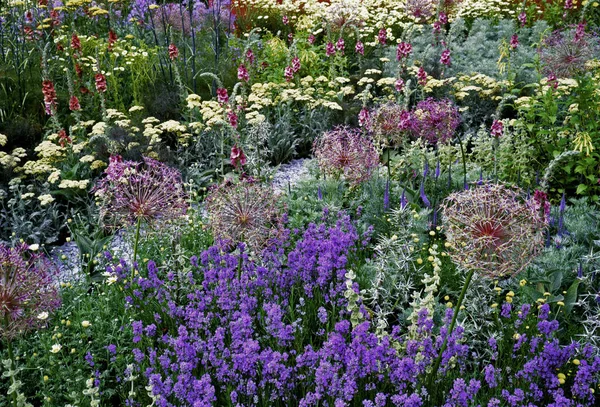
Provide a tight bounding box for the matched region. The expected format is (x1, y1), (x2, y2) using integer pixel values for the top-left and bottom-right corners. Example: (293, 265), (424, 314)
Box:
(420, 182), (431, 208)
(383, 179), (390, 211)
(400, 189), (408, 209)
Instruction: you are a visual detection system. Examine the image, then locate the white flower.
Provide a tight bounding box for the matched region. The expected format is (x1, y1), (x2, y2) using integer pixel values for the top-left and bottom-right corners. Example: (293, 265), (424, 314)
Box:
(81, 320), (92, 328)
(50, 344), (62, 353)
(37, 311), (49, 320)
(38, 194), (55, 206)
(29, 244), (39, 251)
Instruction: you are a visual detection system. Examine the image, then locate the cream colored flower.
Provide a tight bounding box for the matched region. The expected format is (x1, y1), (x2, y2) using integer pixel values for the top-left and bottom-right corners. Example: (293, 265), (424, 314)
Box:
(51, 344), (62, 353)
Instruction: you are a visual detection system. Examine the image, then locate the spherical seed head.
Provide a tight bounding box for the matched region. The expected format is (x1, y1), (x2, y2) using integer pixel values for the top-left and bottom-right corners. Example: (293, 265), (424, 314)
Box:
(313, 126), (379, 186)
(409, 98), (461, 145)
(205, 179), (285, 252)
(441, 183), (547, 279)
(0, 244), (60, 340)
(368, 103), (410, 148)
(539, 27), (599, 78)
(94, 156), (188, 229)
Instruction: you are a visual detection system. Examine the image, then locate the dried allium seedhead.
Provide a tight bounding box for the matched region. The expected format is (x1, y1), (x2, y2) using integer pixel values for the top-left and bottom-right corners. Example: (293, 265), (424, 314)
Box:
(368, 103), (410, 148)
(205, 179), (285, 251)
(441, 183), (546, 279)
(0, 244), (60, 340)
(406, 0), (436, 22)
(313, 126), (379, 186)
(94, 156), (188, 228)
(539, 27), (599, 78)
(409, 98), (461, 145)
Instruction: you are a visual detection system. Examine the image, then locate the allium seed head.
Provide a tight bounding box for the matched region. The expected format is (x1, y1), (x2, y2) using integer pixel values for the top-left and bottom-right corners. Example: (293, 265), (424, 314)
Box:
(441, 183), (546, 279)
(313, 126), (379, 186)
(205, 179), (285, 252)
(0, 244), (60, 340)
(94, 157), (188, 229)
(539, 27), (599, 78)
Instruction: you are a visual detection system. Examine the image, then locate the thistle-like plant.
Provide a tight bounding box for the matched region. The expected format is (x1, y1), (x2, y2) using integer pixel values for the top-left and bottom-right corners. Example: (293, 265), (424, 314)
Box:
(539, 26), (600, 78)
(94, 156), (188, 273)
(313, 126), (379, 186)
(368, 103), (410, 149)
(205, 179), (285, 252)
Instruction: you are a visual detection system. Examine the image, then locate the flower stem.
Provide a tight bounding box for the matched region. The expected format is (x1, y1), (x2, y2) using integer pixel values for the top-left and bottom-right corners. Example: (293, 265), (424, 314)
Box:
(428, 268), (474, 396)
(458, 135), (468, 189)
(132, 217), (142, 281)
(7, 339), (18, 407)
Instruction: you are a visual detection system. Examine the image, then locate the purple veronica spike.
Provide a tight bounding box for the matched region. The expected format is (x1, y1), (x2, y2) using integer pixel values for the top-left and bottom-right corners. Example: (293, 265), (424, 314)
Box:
(435, 161), (440, 180)
(400, 189), (408, 209)
(478, 170), (483, 185)
(423, 160), (429, 178)
(420, 182), (431, 208)
(578, 262), (583, 278)
(383, 180), (390, 211)
(559, 193), (566, 212)
(464, 181), (469, 190)
(318, 186), (323, 201)
(432, 209), (438, 228)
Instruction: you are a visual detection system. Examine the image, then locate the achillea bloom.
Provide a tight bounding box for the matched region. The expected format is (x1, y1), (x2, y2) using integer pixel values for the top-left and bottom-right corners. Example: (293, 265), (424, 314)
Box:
(94, 156), (188, 228)
(217, 88), (229, 104)
(368, 103), (410, 147)
(441, 183), (546, 279)
(396, 42), (412, 60)
(0, 244), (60, 340)
(539, 27), (600, 78)
(95, 73), (107, 93)
(313, 126), (379, 186)
(355, 41), (364, 55)
(168, 43), (179, 60)
(238, 64), (249, 81)
(205, 179), (284, 251)
(409, 98), (460, 145)
(69, 95), (81, 111)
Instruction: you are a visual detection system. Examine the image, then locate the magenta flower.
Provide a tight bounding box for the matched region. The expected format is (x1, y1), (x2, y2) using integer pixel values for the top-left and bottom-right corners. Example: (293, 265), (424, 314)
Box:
(358, 107), (370, 127)
(227, 109), (238, 128)
(336, 37), (345, 52)
(417, 66), (428, 86)
(326, 42), (336, 56)
(377, 28), (387, 45)
(490, 120), (503, 138)
(313, 126), (379, 186)
(396, 42), (413, 60)
(408, 98), (461, 145)
(94, 157), (188, 228)
(439, 12), (448, 24)
(308, 34), (316, 44)
(284, 66), (294, 82)
(0, 244), (60, 340)
(394, 78), (405, 92)
(440, 49), (451, 66)
(441, 183), (546, 279)
(217, 87), (229, 104)
(245, 48), (255, 64)
(237, 64), (249, 82)
(291, 56), (301, 73)
(510, 34), (519, 50)
(282, 15), (289, 25)
(355, 41), (364, 55)
(564, 0), (573, 9)
(433, 21), (441, 33)
(168, 43), (179, 60)
(230, 144), (246, 169)
(518, 12), (527, 27)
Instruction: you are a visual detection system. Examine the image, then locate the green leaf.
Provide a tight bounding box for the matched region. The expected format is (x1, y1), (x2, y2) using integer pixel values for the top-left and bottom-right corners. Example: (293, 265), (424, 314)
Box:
(564, 279), (580, 314)
(576, 184), (588, 195)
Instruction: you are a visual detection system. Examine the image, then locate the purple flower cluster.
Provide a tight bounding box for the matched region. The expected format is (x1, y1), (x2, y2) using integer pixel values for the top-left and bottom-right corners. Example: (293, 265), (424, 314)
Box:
(408, 98), (461, 145)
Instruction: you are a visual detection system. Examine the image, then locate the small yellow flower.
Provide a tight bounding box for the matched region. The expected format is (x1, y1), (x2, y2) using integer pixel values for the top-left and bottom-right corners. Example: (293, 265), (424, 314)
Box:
(446, 302), (453, 308)
(520, 279), (527, 287)
(506, 291), (515, 297)
(505, 296), (513, 304)
(444, 295), (450, 301)
(417, 258), (423, 264)
(429, 231), (435, 236)
(557, 301), (565, 307)
(572, 359), (581, 365)
(491, 303), (498, 308)
(43, 375), (49, 382)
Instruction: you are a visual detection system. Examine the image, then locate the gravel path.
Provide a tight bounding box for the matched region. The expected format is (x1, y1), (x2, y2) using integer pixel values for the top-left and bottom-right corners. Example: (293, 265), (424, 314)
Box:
(50, 158), (314, 282)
